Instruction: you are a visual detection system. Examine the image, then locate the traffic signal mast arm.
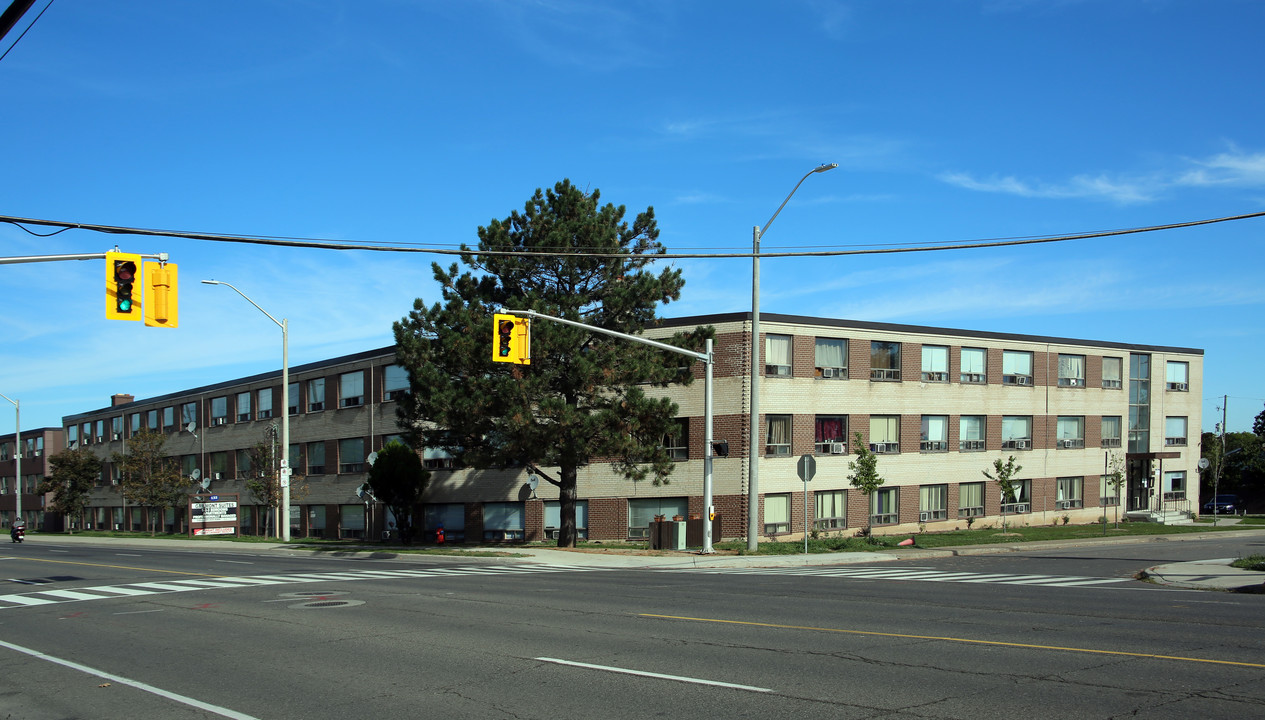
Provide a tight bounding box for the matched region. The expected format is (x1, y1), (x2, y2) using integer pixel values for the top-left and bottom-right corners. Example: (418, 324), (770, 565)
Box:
(501, 308), (718, 554)
(0, 251), (169, 265)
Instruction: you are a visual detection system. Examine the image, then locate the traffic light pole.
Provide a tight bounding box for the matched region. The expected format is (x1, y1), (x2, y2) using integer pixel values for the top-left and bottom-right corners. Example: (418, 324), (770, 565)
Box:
(502, 309), (716, 554)
(0, 394), (19, 528)
(0, 251), (168, 265)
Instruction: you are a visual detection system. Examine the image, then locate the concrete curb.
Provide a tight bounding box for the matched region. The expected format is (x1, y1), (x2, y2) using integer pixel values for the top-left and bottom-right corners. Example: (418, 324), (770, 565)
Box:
(1139, 558), (1265, 593)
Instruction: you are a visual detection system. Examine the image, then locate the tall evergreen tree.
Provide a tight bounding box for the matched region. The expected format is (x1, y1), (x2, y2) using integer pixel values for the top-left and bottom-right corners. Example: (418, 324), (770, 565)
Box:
(366, 441), (429, 544)
(37, 447), (102, 533)
(393, 179), (710, 548)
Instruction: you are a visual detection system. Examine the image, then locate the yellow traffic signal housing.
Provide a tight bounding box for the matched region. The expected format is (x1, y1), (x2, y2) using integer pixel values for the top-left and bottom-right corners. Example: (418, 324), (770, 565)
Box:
(492, 313), (530, 365)
(105, 251), (143, 321)
(144, 261), (178, 328)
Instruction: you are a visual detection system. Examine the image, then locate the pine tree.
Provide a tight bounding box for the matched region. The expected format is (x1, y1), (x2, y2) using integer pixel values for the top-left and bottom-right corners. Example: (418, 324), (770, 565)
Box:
(366, 441), (429, 544)
(393, 180), (710, 548)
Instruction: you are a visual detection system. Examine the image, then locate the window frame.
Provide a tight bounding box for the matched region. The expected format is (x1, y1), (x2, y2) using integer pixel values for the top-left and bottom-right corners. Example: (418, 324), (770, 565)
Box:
(1001, 416), (1033, 450)
(869, 415), (900, 454)
(763, 493), (791, 535)
(870, 487), (899, 526)
(1101, 416), (1122, 448)
(764, 415), (792, 457)
(960, 347), (987, 384)
(919, 484), (948, 521)
(814, 490), (846, 531)
(870, 341), (902, 381)
(1002, 350), (1034, 386)
(764, 334), (792, 377)
(814, 415), (847, 455)
(920, 415), (949, 452)
(920, 345), (949, 383)
(959, 415), (986, 451)
(1102, 356), (1123, 389)
(307, 378), (326, 413)
(1165, 361), (1189, 392)
(814, 337), (848, 379)
(1056, 416), (1085, 449)
(339, 371), (365, 408)
(1057, 354), (1086, 387)
(1164, 416), (1188, 447)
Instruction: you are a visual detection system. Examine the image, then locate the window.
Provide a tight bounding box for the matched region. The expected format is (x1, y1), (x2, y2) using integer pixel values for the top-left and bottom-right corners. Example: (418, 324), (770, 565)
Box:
(765, 334), (791, 377)
(257, 388), (274, 419)
(1163, 471), (1186, 501)
(338, 437), (364, 473)
(383, 364), (409, 401)
(1057, 477), (1083, 509)
(1056, 416), (1085, 449)
(959, 481), (985, 518)
(870, 488), (898, 526)
(1165, 417), (1188, 446)
(208, 452), (228, 480)
(288, 382), (300, 415)
(482, 502), (525, 541)
(96, 419), (105, 439)
(129, 413), (141, 434)
(960, 347), (986, 384)
(1166, 361), (1189, 391)
(959, 415), (985, 451)
(870, 341), (901, 381)
(146, 409), (158, 430)
(1001, 479), (1031, 513)
(1129, 353), (1151, 453)
(1101, 416), (1122, 448)
(1102, 356), (1124, 389)
(1058, 354), (1086, 387)
(235, 449), (252, 479)
(180, 402), (197, 429)
(814, 415), (847, 454)
(181, 455), (197, 479)
(921, 345), (948, 383)
(82, 421), (92, 444)
(66, 426), (78, 448)
(162, 406), (175, 430)
(764, 493), (791, 534)
(628, 497), (687, 539)
(423, 446), (456, 470)
(1002, 350), (1033, 385)
(340, 371), (365, 408)
(340, 504), (366, 539)
(544, 500), (589, 540)
(919, 484), (948, 521)
(869, 415), (899, 453)
(1100, 475), (1120, 506)
(815, 338), (847, 379)
(424, 503), (465, 542)
(662, 419), (688, 461)
(307, 441), (326, 475)
(210, 397), (228, 426)
(307, 378), (325, 412)
(815, 490), (846, 530)
(920, 415), (948, 452)
(1001, 416), (1032, 450)
(236, 392), (252, 422)
(765, 415), (792, 457)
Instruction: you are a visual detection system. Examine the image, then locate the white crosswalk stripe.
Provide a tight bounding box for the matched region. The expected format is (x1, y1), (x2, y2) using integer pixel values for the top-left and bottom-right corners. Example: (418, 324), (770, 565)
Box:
(687, 565), (1132, 588)
(0, 564), (605, 610)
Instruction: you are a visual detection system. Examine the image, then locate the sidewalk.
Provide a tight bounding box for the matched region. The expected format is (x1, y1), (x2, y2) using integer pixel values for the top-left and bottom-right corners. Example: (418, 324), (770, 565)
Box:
(22, 529), (1265, 592)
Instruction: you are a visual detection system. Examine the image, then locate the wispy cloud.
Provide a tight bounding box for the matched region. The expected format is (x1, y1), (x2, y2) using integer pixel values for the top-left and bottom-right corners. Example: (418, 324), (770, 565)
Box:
(941, 146), (1265, 204)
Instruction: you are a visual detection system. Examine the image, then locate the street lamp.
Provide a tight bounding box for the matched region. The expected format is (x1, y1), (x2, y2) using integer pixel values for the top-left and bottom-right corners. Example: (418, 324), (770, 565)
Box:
(201, 280), (291, 542)
(748, 163), (837, 552)
(0, 393), (19, 528)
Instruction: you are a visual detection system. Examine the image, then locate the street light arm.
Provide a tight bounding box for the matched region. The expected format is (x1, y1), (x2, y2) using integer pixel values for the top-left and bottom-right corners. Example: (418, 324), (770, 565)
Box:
(201, 280), (284, 330)
(757, 163), (837, 239)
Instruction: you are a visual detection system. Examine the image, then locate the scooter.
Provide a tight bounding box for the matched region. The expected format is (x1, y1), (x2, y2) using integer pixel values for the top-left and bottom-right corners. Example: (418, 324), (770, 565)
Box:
(9, 526), (24, 543)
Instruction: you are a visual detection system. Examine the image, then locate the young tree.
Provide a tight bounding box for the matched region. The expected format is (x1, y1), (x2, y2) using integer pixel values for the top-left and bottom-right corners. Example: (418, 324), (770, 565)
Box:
(112, 429), (188, 536)
(366, 441), (429, 544)
(847, 432), (884, 536)
(393, 179), (710, 548)
(983, 456), (1023, 532)
(245, 427), (308, 538)
(1103, 450), (1126, 528)
(37, 447), (102, 533)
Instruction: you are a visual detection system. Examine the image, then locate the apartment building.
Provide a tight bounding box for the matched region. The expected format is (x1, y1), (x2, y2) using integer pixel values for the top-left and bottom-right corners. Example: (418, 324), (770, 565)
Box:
(0, 426), (64, 530)
(58, 312), (1203, 543)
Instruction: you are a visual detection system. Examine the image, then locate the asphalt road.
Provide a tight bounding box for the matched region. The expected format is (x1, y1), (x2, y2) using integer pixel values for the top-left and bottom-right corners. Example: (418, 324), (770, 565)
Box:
(1, 539), (1262, 719)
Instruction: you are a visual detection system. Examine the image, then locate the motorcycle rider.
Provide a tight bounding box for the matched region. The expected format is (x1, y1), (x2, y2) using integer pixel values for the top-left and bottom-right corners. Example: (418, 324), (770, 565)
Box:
(9, 520), (24, 543)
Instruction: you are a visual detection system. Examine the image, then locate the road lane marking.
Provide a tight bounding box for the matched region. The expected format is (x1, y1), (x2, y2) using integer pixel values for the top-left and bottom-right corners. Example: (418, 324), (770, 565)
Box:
(0, 556), (226, 577)
(640, 614), (1265, 669)
(0, 638), (259, 719)
(535, 657), (772, 693)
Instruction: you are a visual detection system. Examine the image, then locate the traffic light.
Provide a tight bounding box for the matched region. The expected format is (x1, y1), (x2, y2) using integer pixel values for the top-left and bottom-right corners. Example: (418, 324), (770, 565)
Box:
(492, 313), (530, 365)
(143, 261), (178, 328)
(105, 251), (142, 321)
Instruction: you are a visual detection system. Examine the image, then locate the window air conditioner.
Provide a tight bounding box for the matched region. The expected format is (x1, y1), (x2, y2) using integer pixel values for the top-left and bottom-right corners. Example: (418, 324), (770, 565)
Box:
(830, 442), (846, 454)
(919, 512), (931, 523)
(1017, 376), (1030, 385)
(1056, 500), (1072, 510)
(820, 367), (836, 379)
(212, 417), (226, 426)
(213, 472), (222, 480)
(1015, 440), (1028, 449)
(33, 450), (41, 457)
(112, 433), (121, 441)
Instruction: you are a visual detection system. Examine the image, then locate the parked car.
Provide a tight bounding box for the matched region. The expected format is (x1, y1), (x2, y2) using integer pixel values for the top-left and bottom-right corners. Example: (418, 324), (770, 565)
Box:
(1202, 494), (1240, 514)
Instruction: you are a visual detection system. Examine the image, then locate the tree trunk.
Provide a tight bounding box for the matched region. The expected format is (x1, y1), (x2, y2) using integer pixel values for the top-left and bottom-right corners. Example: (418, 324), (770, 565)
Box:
(558, 466), (578, 548)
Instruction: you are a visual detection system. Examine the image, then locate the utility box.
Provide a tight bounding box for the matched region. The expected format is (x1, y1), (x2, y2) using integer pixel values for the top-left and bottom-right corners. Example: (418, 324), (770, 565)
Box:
(671, 520), (686, 550)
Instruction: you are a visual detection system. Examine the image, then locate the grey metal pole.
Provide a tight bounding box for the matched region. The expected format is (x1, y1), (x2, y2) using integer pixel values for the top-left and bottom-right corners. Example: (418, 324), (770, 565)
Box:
(201, 280), (290, 541)
(746, 163), (837, 553)
(703, 338), (714, 554)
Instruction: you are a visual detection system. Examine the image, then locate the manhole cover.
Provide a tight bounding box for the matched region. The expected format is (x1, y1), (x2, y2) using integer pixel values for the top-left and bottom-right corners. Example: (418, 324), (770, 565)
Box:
(290, 599), (364, 609)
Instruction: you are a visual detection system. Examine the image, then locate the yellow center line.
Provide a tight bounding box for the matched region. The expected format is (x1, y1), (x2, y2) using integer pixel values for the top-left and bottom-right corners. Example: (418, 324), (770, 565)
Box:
(640, 614), (1265, 669)
(4, 556), (226, 578)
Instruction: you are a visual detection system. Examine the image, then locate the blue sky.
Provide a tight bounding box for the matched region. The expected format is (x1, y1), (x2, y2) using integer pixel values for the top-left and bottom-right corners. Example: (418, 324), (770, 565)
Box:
(2, 0), (1262, 436)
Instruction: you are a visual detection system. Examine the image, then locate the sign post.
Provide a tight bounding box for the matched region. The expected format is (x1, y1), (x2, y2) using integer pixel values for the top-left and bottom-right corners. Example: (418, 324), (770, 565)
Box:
(797, 454), (816, 554)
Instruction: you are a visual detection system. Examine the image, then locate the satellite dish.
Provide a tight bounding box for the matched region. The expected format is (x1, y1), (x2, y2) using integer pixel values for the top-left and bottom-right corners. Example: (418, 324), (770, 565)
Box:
(185, 422), (196, 433)
(200, 478), (212, 490)
(366, 451), (378, 467)
(1198, 457), (1211, 470)
(355, 484), (365, 499)
(191, 469), (201, 480)
(527, 475), (538, 491)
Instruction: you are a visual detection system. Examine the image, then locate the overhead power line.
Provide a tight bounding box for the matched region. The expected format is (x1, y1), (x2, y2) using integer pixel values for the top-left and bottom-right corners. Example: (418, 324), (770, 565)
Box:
(1, 210), (1263, 260)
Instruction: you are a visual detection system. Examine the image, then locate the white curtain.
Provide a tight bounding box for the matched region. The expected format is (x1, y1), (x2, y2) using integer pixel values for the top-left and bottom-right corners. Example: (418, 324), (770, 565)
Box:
(870, 416), (898, 443)
(766, 335), (791, 366)
(961, 348), (985, 374)
(1002, 351), (1032, 375)
(1002, 416), (1031, 441)
(922, 415), (947, 442)
(960, 416), (984, 441)
(1058, 354), (1084, 380)
(815, 338), (845, 368)
(922, 345), (948, 373)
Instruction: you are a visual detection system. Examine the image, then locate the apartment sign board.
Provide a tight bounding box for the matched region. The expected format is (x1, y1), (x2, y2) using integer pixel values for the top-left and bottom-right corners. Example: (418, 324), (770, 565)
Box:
(189, 494), (239, 537)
